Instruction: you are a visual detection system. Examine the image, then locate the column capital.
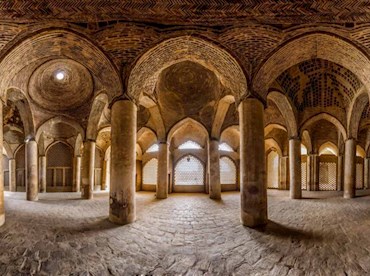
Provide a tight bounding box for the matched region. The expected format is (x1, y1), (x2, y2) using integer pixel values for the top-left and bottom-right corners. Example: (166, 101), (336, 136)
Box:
(237, 92), (266, 108)
(289, 136), (301, 141)
(209, 137), (219, 142)
(109, 94), (137, 109)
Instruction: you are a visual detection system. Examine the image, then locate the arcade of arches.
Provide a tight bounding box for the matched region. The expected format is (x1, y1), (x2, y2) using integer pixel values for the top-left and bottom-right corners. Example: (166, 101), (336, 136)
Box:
(3, 2), (370, 274)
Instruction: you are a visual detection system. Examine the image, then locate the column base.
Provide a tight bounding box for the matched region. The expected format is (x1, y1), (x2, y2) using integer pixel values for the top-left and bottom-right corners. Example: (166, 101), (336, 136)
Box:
(241, 211), (267, 228)
(210, 195), (221, 200)
(81, 186), (93, 199)
(0, 213), (4, 226)
(26, 195), (38, 201)
(156, 194), (168, 199)
(343, 192), (355, 199)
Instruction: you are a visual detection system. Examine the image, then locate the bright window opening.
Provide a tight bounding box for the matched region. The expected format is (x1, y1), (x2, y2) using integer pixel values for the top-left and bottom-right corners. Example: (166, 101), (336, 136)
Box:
(143, 158), (158, 185)
(146, 144), (159, 153)
(219, 143), (233, 152)
(301, 144), (307, 155)
(178, 140), (202, 150)
(174, 155), (204, 185)
(220, 157), (236, 184)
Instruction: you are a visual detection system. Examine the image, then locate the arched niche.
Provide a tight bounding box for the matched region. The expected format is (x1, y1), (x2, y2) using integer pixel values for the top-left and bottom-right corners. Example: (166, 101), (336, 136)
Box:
(220, 156), (237, 192)
(173, 154), (205, 193)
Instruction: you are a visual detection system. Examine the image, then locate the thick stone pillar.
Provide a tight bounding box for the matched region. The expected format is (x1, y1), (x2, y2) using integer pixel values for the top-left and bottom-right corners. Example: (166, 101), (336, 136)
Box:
(26, 139), (38, 201)
(109, 99), (137, 225)
(81, 141), (95, 199)
(344, 139), (356, 199)
(9, 158), (16, 192)
(0, 101), (4, 226)
(289, 138), (302, 199)
(73, 156), (81, 192)
(239, 98), (267, 227)
(364, 158), (370, 189)
(337, 154), (344, 191)
(279, 156), (289, 190)
(135, 160), (142, 191)
(209, 139), (221, 199)
(39, 155), (46, 193)
(157, 142), (169, 199)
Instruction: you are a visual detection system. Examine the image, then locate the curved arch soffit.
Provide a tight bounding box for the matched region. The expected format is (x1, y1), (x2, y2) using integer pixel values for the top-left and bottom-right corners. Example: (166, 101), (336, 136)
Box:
(3, 140), (13, 158)
(74, 133), (83, 157)
(167, 117), (209, 144)
(86, 92), (109, 140)
(0, 29), (121, 101)
(127, 36), (248, 102)
(137, 127), (158, 142)
(36, 116), (85, 143)
(301, 130), (312, 153)
(254, 32), (370, 101)
(6, 87), (35, 137)
(264, 123), (287, 137)
(267, 91), (298, 137)
(347, 89), (369, 139)
(357, 145), (366, 158)
(300, 113), (347, 141)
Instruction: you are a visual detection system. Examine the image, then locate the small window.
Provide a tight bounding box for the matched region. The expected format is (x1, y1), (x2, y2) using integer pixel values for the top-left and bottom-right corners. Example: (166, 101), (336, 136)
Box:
(178, 141), (202, 150)
(219, 143), (233, 152)
(301, 144), (307, 155)
(143, 158), (158, 185)
(146, 144), (159, 153)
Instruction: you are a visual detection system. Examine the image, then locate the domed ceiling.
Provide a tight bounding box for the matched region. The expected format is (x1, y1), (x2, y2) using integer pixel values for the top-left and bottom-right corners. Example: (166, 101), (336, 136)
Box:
(28, 59), (93, 112)
(157, 61), (220, 130)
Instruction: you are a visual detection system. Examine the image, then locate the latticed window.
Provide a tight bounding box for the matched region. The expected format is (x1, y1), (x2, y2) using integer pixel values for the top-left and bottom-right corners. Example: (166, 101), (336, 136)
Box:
(174, 155), (204, 185)
(146, 144), (159, 153)
(220, 157), (236, 184)
(267, 151), (279, 189)
(356, 162), (364, 189)
(143, 158), (158, 185)
(178, 140), (202, 150)
(301, 161), (307, 190)
(319, 161), (337, 191)
(219, 143), (233, 152)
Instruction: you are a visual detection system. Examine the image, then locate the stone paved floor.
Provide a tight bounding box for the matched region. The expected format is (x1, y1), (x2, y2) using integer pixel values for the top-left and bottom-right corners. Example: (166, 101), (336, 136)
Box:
(1, 190), (370, 275)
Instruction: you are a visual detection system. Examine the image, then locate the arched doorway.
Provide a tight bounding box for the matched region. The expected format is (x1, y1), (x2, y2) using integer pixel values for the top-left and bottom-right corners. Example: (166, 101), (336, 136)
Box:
(15, 145), (25, 192)
(267, 151), (279, 189)
(46, 142), (73, 192)
(318, 142), (338, 191)
(356, 146), (366, 190)
(220, 156), (237, 191)
(142, 158), (158, 192)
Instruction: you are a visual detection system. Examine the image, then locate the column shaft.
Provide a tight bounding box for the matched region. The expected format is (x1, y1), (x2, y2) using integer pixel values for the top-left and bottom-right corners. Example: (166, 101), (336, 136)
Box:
(135, 160), (142, 192)
(239, 98), (267, 227)
(344, 139), (356, 198)
(157, 142), (169, 199)
(289, 138), (302, 199)
(39, 155), (46, 193)
(109, 100), (137, 225)
(0, 101), (4, 226)
(279, 156), (289, 190)
(337, 155), (344, 191)
(73, 156), (81, 192)
(81, 141), (95, 199)
(209, 139), (221, 199)
(9, 159), (16, 192)
(26, 140), (38, 201)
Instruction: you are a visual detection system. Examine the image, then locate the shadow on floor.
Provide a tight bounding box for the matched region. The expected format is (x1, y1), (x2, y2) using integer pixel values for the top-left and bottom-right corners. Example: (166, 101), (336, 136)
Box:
(253, 220), (323, 242)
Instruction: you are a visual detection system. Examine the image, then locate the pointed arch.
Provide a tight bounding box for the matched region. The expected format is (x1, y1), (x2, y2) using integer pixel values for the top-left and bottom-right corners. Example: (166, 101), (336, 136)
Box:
(211, 95), (235, 139)
(128, 36), (248, 102)
(36, 116), (85, 143)
(301, 130), (312, 154)
(300, 113), (347, 141)
(319, 141), (338, 156)
(254, 32), (370, 100)
(265, 138), (283, 157)
(2, 141), (12, 158)
(167, 117), (209, 146)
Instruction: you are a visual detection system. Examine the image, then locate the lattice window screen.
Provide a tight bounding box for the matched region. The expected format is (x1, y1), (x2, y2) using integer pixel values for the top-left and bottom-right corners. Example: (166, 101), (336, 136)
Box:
(143, 158), (158, 185)
(174, 155), (204, 185)
(319, 162), (337, 191)
(356, 162), (364, 189)
(267, 152), (279, 189)
(220, 157), (236, 184)
(301, 161), (307, 190)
